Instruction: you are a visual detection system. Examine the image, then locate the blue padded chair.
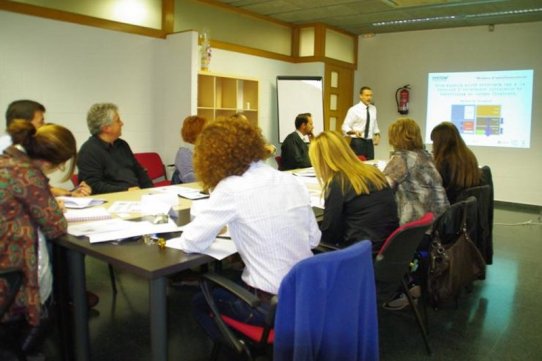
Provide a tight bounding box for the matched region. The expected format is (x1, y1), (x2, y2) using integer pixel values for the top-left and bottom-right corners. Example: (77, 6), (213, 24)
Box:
(199, 241), (379, 361)
(274, 240), (379, 361)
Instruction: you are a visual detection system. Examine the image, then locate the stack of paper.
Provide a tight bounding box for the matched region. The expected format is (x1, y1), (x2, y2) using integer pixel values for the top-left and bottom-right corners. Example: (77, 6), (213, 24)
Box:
(57, 197), (105, 209)
(108, 201), (141, 214)
(166, 236), (237, 260)
(293, 168), (316, 177)
(68, 218), (181, 243)
(176, 186), (209, 200)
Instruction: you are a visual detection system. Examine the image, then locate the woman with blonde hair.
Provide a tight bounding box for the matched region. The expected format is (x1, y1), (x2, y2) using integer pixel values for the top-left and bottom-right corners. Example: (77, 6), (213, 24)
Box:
(1, 120), (76, 352)
(431, 122), (481, 203)
(309, 131), (398, 251)
(383, 118), (449, 225)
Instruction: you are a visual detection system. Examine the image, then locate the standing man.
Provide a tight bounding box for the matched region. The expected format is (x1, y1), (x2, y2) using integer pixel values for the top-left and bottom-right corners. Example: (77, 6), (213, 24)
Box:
(342, 86), (380, 160)
(78, 103), (153, 194)
(280, 113), (314, 170)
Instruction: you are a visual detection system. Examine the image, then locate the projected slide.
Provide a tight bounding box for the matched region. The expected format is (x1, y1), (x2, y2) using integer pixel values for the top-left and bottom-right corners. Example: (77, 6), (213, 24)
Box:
(426, 70), (533, 148)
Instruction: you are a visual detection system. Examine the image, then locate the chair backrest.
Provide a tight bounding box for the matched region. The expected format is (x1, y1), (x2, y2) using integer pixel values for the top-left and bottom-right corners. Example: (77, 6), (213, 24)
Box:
(133, 152), (171, 187)
(433, 197), (477, 246)
(480, 166), (494, 249)
(274, 240), (379, 361)
(374, 212), (434, 288)
(457, 185), (493, 264)
(274, 156), (283, 171)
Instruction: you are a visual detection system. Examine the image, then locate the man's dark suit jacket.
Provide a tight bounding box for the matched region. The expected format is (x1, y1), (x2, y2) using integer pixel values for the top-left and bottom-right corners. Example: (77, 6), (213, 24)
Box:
(281, 131), (311, 170)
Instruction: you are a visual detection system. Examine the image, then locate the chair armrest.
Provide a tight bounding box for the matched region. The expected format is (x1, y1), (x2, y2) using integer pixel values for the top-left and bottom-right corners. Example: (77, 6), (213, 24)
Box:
(202, 273), (261, 308)
(315, 243), (341, 253)
(0, 267), (23, 276)
(265, 295), (278, 325)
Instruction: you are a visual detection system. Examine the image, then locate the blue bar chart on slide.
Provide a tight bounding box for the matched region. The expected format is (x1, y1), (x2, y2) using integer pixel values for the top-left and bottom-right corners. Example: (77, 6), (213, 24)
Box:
(426, 69), (533, 148)
(451, 104), (503, 137)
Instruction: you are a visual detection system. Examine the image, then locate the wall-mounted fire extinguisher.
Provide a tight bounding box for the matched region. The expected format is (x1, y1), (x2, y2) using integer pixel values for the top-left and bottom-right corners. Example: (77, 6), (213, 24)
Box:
(396, 85), (410, 115)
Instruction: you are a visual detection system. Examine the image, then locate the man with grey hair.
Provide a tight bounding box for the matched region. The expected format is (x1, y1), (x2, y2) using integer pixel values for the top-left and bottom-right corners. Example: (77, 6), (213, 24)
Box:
(77, 103), (153, 194)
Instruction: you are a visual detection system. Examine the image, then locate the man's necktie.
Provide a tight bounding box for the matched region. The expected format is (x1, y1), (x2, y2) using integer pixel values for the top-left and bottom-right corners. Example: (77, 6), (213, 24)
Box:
(364, 106), (370, 139)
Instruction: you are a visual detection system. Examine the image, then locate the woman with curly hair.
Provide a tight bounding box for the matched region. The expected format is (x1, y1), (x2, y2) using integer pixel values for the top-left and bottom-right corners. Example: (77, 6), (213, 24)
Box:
(177, 117), (320, 341)
(431, 122), (481, 204)
(309, 131), (398, 251)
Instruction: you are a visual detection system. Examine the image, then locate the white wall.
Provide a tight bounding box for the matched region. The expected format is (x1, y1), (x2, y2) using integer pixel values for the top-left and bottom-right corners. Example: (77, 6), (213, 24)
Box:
(356, 22), (542, 206)
(153, 31), (198, 166)
(0, 10), (324, 185)
(0, 10), (169, 188)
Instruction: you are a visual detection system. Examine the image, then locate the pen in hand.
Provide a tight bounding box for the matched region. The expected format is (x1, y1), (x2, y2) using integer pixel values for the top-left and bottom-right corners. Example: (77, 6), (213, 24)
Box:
(70, 181), (92, 197)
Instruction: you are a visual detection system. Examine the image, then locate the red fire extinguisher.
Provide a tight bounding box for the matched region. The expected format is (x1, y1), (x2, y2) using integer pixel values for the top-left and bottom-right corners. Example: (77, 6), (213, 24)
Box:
(396, 85), (410, 115)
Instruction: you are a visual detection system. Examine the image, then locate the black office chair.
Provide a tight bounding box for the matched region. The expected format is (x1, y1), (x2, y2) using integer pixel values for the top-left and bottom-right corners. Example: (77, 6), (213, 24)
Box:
(0, 267), (26, 361)
(199, 273), (276, 361)
(458, 183), (493, 264)
(374, 212), (434, 355)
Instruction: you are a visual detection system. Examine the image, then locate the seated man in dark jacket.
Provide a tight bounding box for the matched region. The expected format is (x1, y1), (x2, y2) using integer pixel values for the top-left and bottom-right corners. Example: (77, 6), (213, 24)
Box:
(280, 113), (313, 170)
(78, 103), (153, 194)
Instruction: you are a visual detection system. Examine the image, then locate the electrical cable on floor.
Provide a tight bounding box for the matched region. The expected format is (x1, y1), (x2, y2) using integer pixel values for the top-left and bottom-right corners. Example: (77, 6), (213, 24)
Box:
(494, 219), (542, 226)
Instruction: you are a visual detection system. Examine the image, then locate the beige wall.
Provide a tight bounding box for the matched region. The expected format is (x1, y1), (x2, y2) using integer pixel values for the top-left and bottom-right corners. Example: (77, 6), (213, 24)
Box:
(356, 22), (542, 205)
(9, 0), (163, 28)
(174, 0), (292, 56)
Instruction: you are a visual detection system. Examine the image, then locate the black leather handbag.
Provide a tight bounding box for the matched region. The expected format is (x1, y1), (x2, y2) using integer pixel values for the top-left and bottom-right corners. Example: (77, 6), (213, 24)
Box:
(428, 203), (486, 306)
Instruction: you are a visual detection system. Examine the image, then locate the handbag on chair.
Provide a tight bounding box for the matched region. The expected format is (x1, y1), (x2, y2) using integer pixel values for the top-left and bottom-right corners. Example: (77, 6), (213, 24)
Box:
(428, 201), (486, 306)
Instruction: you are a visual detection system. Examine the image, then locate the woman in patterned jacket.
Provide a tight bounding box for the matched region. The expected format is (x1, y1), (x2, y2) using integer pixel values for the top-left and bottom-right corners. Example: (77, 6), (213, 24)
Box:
(383, 118), (449, 225)
(0, 119), (77, 351)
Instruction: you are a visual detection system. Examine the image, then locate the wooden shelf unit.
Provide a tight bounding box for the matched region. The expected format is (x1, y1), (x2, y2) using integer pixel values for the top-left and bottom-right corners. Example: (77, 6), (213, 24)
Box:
(197, 72), (259, 125)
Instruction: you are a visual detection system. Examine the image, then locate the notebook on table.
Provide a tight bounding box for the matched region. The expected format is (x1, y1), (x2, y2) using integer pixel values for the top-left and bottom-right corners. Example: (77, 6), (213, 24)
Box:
(64, 207), (112, 223)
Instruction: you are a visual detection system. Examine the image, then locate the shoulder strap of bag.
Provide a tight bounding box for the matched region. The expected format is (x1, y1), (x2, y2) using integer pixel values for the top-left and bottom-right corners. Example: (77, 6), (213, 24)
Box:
(460, 200), (469, 235)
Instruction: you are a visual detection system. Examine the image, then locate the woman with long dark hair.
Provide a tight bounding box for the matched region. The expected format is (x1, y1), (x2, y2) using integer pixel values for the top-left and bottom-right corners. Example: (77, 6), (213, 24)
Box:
(431, 122), (481, 203)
